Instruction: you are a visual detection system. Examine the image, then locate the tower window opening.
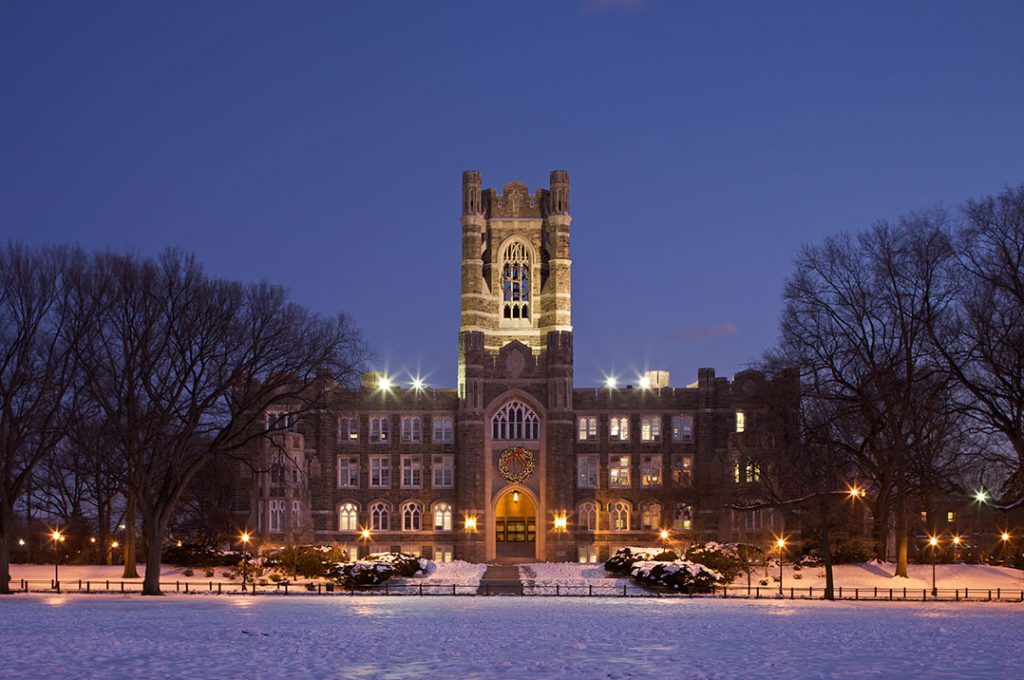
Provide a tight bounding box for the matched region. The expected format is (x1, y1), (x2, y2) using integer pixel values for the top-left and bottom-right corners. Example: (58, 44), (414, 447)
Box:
(501, 242), (531, 321)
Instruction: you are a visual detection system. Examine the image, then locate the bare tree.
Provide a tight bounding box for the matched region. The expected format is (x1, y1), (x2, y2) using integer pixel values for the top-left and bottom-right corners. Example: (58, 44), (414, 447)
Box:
(930, 185), (1024, 509)
(776, 218), (957, 576)
(75, 251), (365, 594)
(0, 245), (84, 594)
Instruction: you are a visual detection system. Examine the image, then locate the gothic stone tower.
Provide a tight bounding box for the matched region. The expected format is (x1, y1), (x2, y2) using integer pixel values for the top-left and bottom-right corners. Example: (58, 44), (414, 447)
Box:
(456, 170), (575, 562)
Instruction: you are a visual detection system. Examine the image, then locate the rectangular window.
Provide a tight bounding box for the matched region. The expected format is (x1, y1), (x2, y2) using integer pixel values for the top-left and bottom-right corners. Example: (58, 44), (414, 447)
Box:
(370, 416), (390, 443)
(609, 455), (631, 488)
(609, 416), (630, 443)
(269, 499), (284, 532)
(920, 511), (928, 523)
(432, 455), (454, 488)
(338, 456), (359, 488)
(578, 545), (598, 564)
(401, 455), (422, 488)
(641, 416), (661, 442)
(947, 511), (956, 523)
(671, 454), (694, 486)
(434, 545), (454, 563)
(577, 454), (599, 488)
(577, 416), (598, 442)
(671, 414), (694, 442)
(640, 454), (662, 486)
(292, 500), (301, 530)
(338, 416), (359, 443)
(401, 416), (421, 443)
(432, 416), (453, 443)
(736, 411), (746, 433)
(369, 455), (391, 488)
(266, 411), (298, 433)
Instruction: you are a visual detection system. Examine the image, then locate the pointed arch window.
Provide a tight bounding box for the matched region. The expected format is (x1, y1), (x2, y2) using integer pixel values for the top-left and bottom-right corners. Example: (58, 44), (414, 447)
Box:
(610, 501), (631, 531)
(501, 241), (531, 320)
(578, 501), (598, 532)
(338, 503), (359, 532)
(401, 502), (422, 531)
(434, 502), (453, 531)
(370, 502), (390, 531)
(492, 400), (539, 440)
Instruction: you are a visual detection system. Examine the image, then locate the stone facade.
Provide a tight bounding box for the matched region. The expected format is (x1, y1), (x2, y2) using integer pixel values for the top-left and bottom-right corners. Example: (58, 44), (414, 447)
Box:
(233, 170), (797, 563)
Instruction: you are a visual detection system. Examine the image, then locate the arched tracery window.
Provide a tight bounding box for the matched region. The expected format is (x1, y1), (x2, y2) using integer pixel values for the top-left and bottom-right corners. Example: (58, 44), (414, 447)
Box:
(578, 501), (598, 532)
(640, 502), (661, 531)
(370, 501), (390, 531)
(338, 502), (359, 532)
(610, 501), (631, 531)
(434, 502), (453, 531)
(673, 502), (692, 530)
(501, 241), (531, 320)
(401, 502), (422, 531)
(492, 400), (539, 440)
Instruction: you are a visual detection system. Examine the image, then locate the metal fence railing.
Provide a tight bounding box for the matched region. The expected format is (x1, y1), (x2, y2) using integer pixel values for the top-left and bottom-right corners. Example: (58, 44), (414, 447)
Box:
(8, 578), (1024, 602)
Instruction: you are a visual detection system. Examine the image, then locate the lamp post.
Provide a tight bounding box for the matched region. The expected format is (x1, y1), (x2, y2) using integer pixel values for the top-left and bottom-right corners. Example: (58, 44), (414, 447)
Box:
(928, 535), (939, 597)
(240, 532), (251, 592)
(1000, 531), (1011, 567)
(775, 537), (786, 594)
(659, 529), (670, 550)
(50, 530), (65, 588)
(952, 535), (961, 562)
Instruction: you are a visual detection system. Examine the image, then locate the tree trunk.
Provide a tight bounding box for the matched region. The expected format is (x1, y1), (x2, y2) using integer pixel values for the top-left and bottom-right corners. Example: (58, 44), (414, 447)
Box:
(0, 506), (13, 595)
(821, 540), (835, 601)
(894, 494), (909, 578)
(122, 491), (139, 579)
(871, 492), (890, 562)
(142, 514), (164, 596)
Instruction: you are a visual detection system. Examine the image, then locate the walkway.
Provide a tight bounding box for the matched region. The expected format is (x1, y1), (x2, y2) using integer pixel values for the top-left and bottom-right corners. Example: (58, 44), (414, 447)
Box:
(477, 564), (523, 595)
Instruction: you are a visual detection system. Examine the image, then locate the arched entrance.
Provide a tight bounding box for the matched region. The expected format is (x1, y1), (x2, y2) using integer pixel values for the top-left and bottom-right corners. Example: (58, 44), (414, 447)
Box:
(494, 487), (537, 562)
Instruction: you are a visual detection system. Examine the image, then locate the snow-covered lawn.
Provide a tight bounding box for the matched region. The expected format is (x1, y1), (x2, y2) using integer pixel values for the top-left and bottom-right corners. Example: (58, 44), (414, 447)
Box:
(393, 560), (487, 592)
(739, 562), (1024, 592)
(1, 595), (1021, 679)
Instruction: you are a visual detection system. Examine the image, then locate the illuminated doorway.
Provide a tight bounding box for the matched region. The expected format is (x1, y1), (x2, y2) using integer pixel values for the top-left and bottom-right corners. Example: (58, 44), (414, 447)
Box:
(494, 487), (537, 561)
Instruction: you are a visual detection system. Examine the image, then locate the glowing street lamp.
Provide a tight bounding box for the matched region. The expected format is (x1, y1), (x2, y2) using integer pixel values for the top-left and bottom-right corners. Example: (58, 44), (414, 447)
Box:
(952, 535), (962, 562)
(604, 376), (618, 390)
(18, 538), (25, 547)
(848, 486), (866, 499)
(553, 514), (568, 532)
(409, 376), (425, 392)
(51, 530), (63, 587)
(464, 516), (478, 532)
(240, 532), (251, 592)
(928, 535), (940, 597)
(775, 537), (786, 594)
(974, 489), (990, 504)
(659, 529), (670, 548)
(377, 374), (393, 393)
(638, 375), (652, 390)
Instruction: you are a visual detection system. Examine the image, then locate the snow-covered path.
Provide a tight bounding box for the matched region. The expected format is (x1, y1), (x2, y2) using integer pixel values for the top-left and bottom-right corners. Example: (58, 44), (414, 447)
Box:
(1, 595), (1021, 679)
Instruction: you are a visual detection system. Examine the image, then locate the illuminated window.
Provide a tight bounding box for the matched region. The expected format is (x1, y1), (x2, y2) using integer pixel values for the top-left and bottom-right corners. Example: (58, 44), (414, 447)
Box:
(640, 503), (661, 531)
(435, 545), (454, 562)
(920, 511), (928, 523)
(501, 241), (531, 321)
(338, 416), (359, 442)
(433, 416), (453, 443)
(671, 454), (693, 486)
(401, 455), (422, 488)
(434, 503), (453, 531)
(736, 411), (745, 433)
(641, 416), (661, 442)
(432, 455), (454, 488)
(401, 417), (421, 443)
(370, 502), (390, 531)
(369, 455), (391, 488)
(578, 501), (598, 532)
(610, 501), (631, 531)
(947, 511), (956, 523)
(609, 416), (629, 442)
(672, 503), (692, 531)
(577, 454), (598, 488)
(337, 456), (359, 488)
(578, 545), (598, 563)
(609, 455), (631, 488)
(370, 416), (390, 443)
(640, 455), (662, 486)
(338, 502), (359, 531)
(577, 416), (598, 442)
(492, 400), (539, 440)
(671, 415), (694, 442)
(401, 502), (422, 531)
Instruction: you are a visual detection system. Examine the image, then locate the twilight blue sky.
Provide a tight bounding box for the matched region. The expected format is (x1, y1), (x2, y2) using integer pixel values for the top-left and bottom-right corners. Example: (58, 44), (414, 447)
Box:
(3, 1), (1023, 387)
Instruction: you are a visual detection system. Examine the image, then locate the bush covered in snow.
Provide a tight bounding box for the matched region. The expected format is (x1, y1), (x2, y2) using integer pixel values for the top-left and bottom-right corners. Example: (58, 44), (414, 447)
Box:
(604, 547), (679, 575)
(162, 542), (241, 568)
(325, 552), (433, 586)
(683, 542), (761, 583)
(630, 560), (723, 592)
(262, 545), (349, 579)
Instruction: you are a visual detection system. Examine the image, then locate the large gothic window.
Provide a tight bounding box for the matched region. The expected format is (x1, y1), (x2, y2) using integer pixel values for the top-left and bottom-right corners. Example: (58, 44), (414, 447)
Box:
(492, 400), (539, 440)
(501, 241), (531, 321)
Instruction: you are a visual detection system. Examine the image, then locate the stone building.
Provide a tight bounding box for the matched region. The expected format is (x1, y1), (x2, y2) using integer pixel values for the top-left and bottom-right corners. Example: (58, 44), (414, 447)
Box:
(234, 170), (797, 563)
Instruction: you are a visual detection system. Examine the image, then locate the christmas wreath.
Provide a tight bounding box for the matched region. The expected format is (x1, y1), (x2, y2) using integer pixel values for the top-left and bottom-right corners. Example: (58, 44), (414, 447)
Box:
(498, 447), (535, 483)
